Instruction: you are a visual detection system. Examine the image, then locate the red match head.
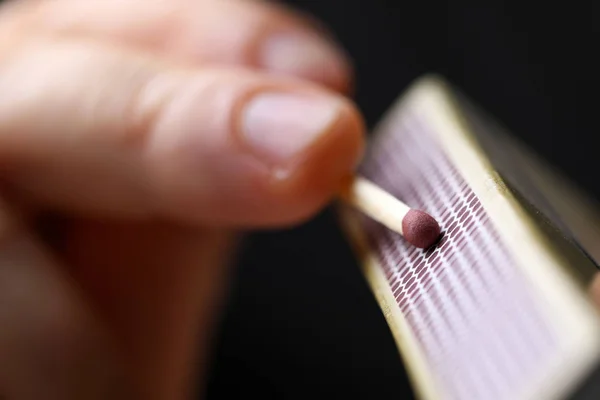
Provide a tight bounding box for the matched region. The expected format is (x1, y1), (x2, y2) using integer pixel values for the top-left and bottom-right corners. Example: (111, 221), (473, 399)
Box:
(402, 210), (442, 249)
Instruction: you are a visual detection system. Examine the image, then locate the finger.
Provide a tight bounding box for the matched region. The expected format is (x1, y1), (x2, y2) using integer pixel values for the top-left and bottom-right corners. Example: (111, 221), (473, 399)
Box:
(589, 273), (600, 309)
(64, 220), (234, 399)
(0, 201), (127, 399)
(7, 0), (352, 92)
(0, 37), (364, 227)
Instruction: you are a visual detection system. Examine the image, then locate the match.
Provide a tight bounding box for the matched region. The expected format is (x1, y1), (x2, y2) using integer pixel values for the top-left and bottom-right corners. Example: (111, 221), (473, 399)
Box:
(340, 176), (442, 249)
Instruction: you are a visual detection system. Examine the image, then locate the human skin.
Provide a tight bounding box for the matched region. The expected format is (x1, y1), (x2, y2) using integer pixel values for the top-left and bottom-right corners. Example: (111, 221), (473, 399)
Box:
(0, 0), (364, 398)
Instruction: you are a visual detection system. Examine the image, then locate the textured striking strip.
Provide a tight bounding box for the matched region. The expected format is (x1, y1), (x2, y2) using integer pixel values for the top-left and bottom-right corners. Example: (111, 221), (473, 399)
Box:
(360, 105), (557, 399)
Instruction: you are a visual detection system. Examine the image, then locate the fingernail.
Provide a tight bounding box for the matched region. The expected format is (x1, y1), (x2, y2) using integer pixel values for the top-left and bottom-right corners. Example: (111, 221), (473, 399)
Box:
(259, 33), (351, 89)
(241, 93), (341, 166)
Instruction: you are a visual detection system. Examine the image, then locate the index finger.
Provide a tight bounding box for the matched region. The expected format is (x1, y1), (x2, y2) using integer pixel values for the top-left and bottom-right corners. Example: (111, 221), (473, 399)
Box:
(6, 0), (352, 93)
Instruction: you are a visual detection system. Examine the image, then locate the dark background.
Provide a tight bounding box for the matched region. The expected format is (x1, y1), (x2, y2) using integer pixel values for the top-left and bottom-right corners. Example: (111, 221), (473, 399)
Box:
(205, 0), (600, 399)
(170, 0), (600, 398)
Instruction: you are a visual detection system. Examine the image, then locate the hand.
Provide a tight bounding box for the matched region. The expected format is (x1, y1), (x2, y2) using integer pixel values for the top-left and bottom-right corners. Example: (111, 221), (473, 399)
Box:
(0, 0), (365, 399)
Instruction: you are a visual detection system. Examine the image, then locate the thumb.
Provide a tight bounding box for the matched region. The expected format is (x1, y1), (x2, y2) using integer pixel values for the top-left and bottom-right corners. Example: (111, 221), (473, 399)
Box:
(0, 36), (364, 227)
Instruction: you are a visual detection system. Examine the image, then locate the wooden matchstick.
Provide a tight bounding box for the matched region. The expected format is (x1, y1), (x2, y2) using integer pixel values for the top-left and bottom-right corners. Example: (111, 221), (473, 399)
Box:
(340, 176), (441, 248)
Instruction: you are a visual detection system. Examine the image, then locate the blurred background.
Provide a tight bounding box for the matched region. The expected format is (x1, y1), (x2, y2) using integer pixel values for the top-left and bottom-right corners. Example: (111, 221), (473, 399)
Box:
(204, 0), (598, 398)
